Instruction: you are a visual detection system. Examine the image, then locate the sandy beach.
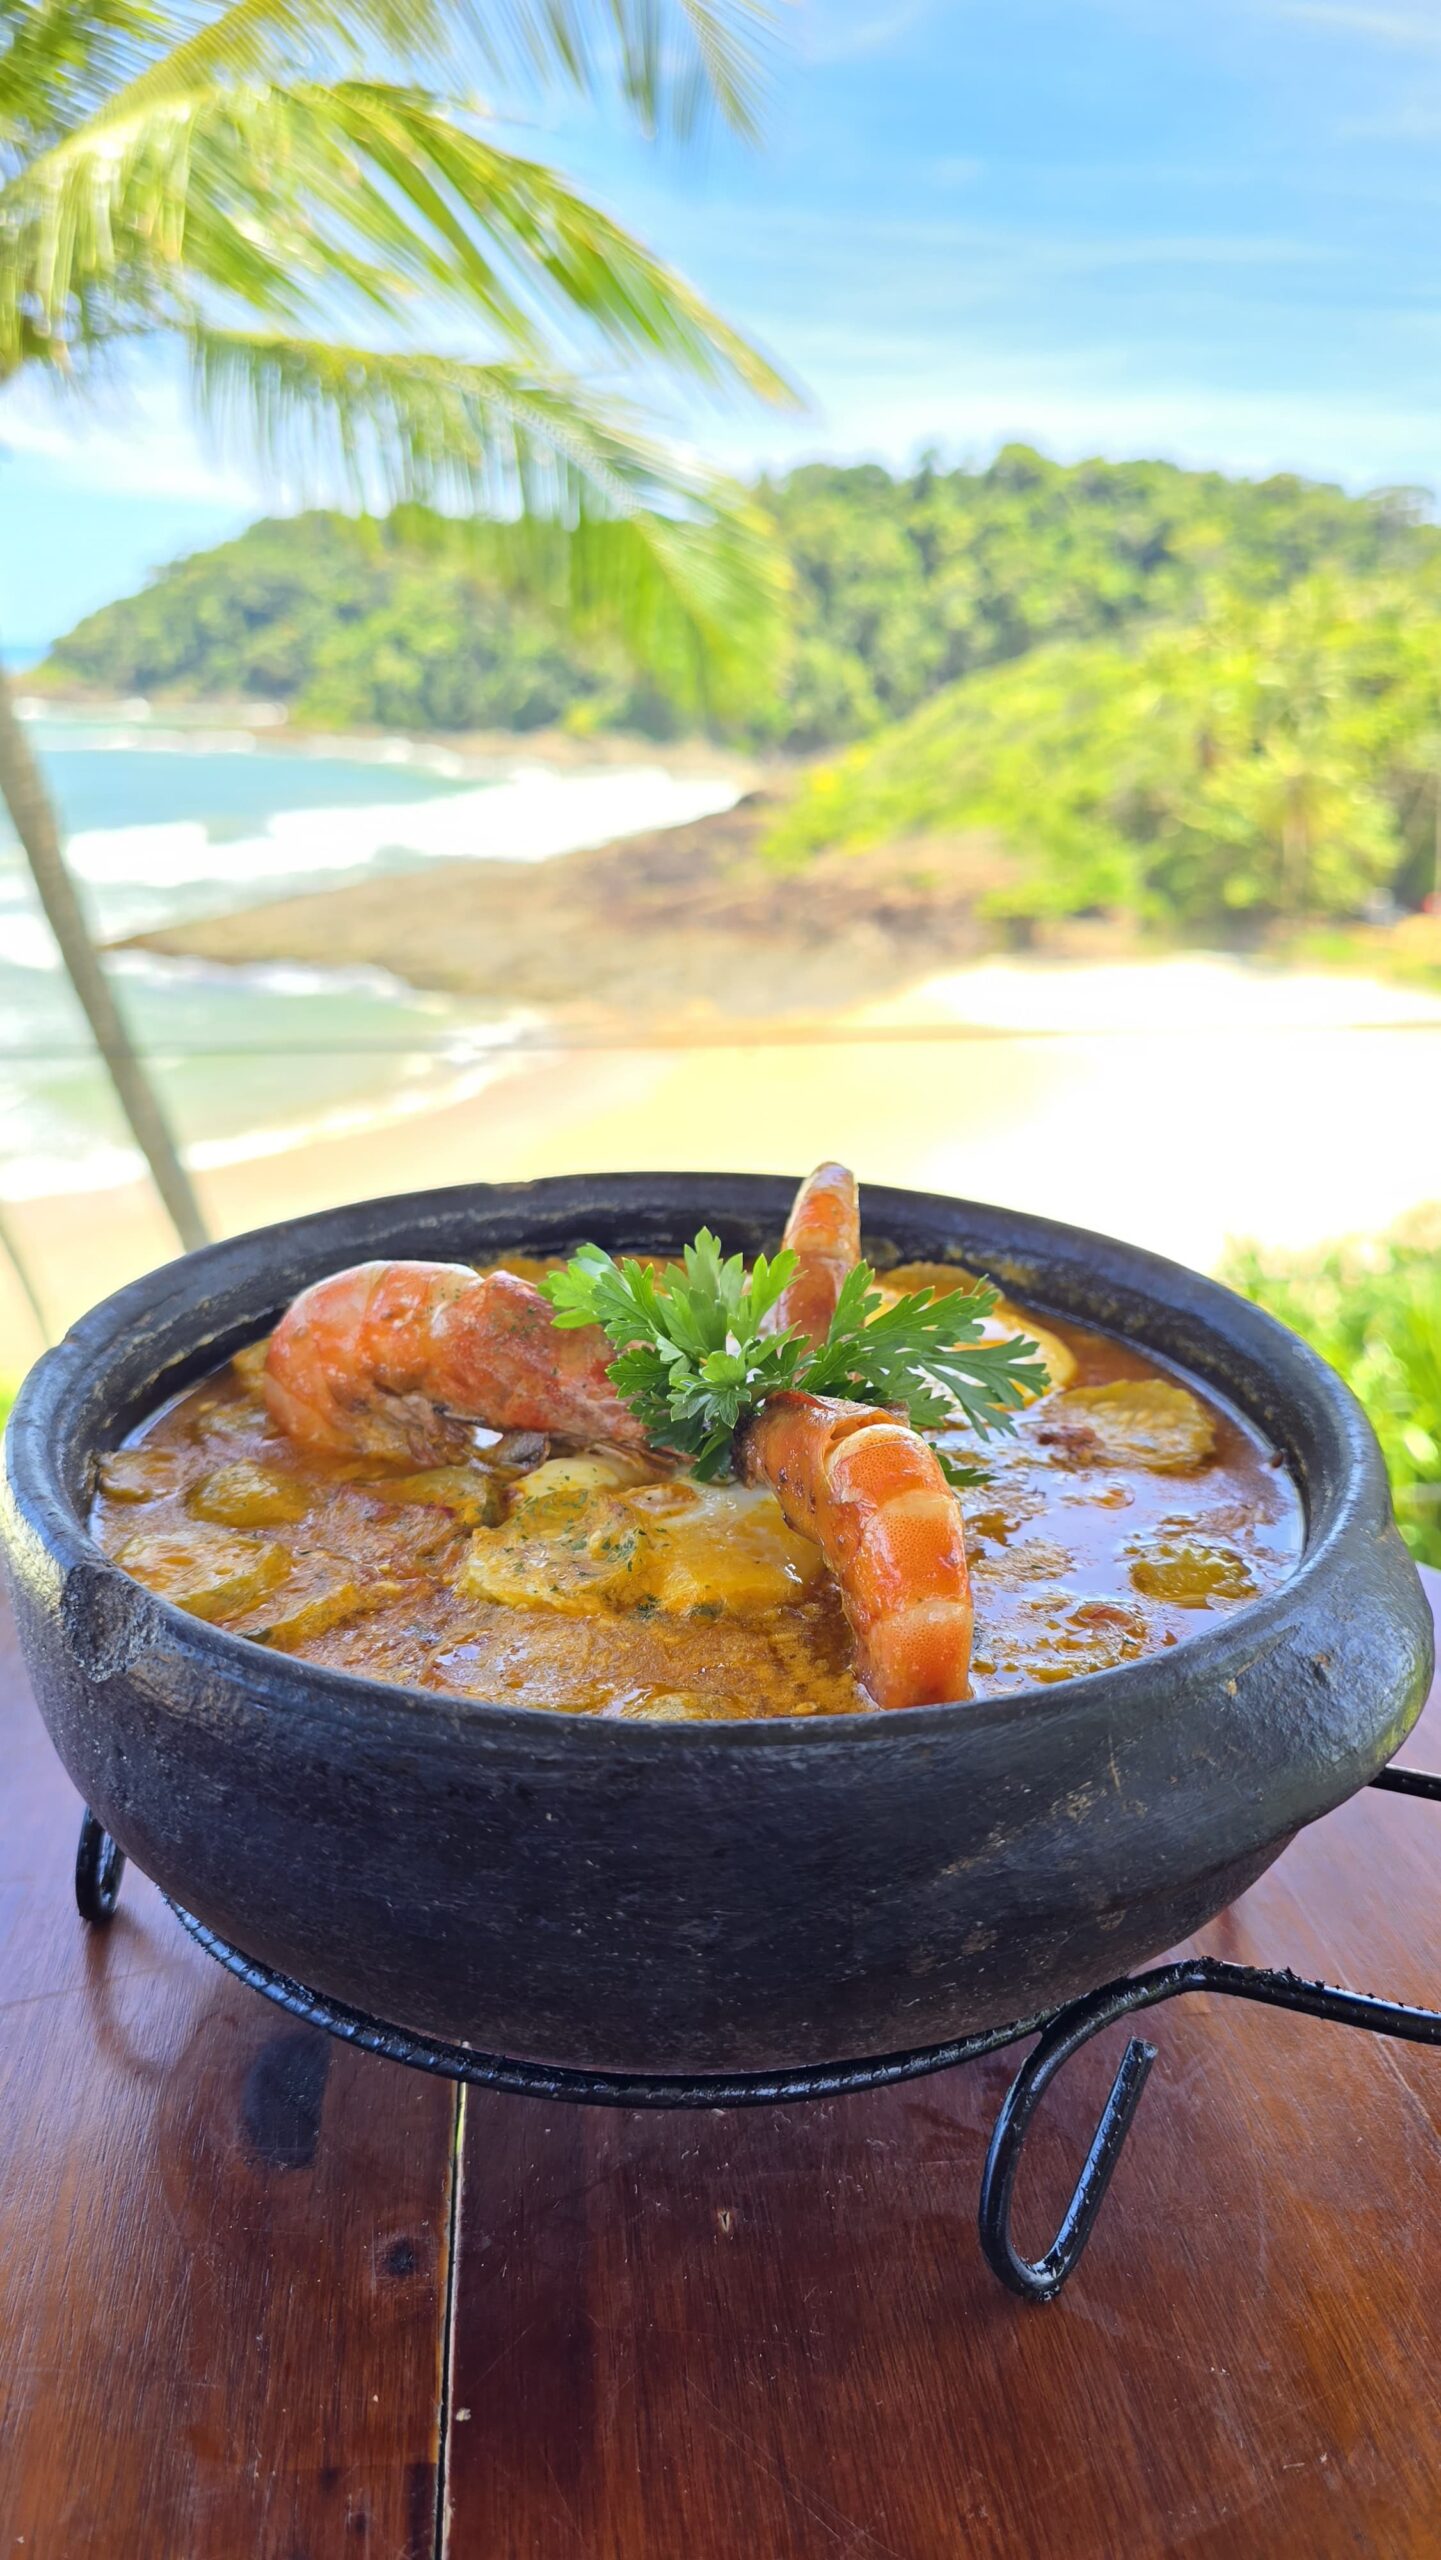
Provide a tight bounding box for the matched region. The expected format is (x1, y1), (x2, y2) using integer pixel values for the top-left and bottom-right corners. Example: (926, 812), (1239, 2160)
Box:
(4, 953), (1440, 1375)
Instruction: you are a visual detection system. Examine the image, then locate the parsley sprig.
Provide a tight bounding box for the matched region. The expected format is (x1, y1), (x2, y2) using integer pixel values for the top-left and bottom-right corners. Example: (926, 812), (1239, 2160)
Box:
(544, 1229), (1049, 1482)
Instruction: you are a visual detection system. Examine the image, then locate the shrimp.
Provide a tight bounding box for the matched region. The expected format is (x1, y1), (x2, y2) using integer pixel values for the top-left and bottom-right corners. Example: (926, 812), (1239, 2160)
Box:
(264, 1261), (645, 1464)
(765, 1161), (861, 1344)
(738, 1391), (973, 1709)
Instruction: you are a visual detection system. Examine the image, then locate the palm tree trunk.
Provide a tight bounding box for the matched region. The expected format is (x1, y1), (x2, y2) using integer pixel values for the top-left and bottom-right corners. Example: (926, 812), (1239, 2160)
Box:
(0, 658), (209, 1255)
(0, 1199), (49, 1345)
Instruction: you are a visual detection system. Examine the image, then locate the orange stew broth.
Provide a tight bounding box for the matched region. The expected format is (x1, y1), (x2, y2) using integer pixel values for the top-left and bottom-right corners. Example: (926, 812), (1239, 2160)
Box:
(91, 1259), (1303, 1720)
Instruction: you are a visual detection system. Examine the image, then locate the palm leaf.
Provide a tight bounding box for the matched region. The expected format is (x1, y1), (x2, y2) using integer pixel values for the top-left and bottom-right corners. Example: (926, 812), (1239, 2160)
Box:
(396, 497), (790, 717)
(1, 77), (795, 398)
(189, 328), (788, 712)
(2, 0), (792, 709)
(504, 0), (777, 140)
(10, 0), (777, 142)
(323, 86), (794, 399)
(0, 2), (165, 153)
(191, 326), (698, 508)
(92, 0), (471, 108)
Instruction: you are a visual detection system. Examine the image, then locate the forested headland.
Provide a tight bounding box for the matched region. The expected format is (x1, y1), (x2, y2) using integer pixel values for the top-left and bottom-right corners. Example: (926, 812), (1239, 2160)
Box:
(34, 445), (1441, 932)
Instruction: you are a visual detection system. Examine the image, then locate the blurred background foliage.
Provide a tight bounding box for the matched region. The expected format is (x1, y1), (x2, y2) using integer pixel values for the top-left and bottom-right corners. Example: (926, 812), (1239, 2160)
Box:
(1226, 1223), (1441, 1568)
(768, 571), (1441, 929)
(36, 444), (1441, 936)
(761, 448), (1436, 750)
(41, 443), (1439, 747)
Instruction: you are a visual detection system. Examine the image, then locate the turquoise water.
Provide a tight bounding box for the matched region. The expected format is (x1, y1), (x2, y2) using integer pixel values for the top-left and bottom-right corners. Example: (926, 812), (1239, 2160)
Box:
(22, 727), (468, 834)
(0, 718), (738, 1197)
(0, 723), (506, 1195)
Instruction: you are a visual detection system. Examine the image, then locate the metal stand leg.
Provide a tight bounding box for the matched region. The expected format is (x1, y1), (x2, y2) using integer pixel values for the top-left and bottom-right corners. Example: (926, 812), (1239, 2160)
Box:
(977, 1995), (1159, 2302)
(75, 1808), (127, 1924)
(978, 1760), (1441, 2302)
(1369, 1764), (1441, 1802)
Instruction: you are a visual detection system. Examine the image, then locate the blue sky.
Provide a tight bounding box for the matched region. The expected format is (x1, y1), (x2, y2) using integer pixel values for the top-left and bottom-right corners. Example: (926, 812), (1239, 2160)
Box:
(5, 0), (1441, 651)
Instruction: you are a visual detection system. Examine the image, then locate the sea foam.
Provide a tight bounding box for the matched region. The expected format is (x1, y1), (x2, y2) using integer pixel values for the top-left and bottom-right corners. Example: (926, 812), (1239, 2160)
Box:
(0, 741), (740, 1204)
(7, 763), (739, 932)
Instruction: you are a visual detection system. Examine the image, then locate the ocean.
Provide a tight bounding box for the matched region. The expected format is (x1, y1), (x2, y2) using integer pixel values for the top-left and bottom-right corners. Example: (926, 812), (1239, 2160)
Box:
(0, 711), (739, 1200)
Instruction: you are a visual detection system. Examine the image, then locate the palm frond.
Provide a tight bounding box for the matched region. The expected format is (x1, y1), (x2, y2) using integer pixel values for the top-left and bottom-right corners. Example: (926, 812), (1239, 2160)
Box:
(189, 327), (788, 712)
(190, 326), (687, 508)
(500, 0), (778, 141)
(0, 1), (166, 155)
(15, 0), (777, 143)
(396, 495), (790, 716)
(321, 85), (794, 398)
(1, 77), (795, 398)
(1, 2), (791, 719)
(92, 0), (468, 113)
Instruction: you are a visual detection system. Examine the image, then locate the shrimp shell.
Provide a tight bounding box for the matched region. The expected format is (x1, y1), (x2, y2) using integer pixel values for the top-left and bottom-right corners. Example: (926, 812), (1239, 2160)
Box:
(264, 1260), (644, 1463)
(765, 1162), (861, 1345)
(738, 1390), (974, 1710)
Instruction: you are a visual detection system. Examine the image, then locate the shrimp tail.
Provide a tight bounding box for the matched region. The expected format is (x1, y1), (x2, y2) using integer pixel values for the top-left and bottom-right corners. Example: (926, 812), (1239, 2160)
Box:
(764, 1161), (861, 1345)
(737, 1390), (973, 1709)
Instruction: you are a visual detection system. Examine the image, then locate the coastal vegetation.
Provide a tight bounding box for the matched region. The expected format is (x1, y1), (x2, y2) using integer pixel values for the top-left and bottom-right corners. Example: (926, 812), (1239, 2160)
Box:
(761, 452), (1437, 752)
(1226, 1223), (1441, 1568)
(38, 512), (650, 737)
(769, 571), (1441, 927)
(38, 450), (1440, 753)
(35, 445), (1441, 933)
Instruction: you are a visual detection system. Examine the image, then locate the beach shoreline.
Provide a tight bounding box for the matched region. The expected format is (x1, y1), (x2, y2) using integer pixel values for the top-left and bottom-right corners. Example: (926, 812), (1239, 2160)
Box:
(1, 715), (767, 1230)
(17, 689), (781, 789)
(4, 953), (1440, 1376)
(110, 790), (1007, 1022)
(4, 712), (1440, 1378)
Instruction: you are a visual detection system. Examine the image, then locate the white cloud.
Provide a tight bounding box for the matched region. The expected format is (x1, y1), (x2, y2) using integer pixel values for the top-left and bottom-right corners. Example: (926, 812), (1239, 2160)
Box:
(637, 189), (1331, 288)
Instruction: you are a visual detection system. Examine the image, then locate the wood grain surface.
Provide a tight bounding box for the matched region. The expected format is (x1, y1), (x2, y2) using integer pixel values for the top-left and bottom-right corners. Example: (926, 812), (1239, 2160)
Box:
(0, 1600), (458, 2560)
(1, 1575), (1437, 2559)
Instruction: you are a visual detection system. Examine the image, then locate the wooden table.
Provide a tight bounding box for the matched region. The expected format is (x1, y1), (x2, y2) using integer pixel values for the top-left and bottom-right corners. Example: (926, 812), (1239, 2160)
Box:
(2, 1574), (1438, 2560)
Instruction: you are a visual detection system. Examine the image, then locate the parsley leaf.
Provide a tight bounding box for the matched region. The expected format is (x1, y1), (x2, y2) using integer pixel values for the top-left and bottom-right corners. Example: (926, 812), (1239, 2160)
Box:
(544, 1228), (1050, 1479)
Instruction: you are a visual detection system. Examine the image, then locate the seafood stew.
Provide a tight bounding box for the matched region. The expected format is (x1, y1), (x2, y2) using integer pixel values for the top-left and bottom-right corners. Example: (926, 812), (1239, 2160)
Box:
(91, 1178), (1303, 1718)
(14, 1166), (1422, 2078)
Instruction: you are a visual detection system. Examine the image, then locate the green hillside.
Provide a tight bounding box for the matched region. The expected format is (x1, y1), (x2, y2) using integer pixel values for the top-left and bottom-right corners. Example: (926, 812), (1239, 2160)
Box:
(757, 450), (1438, 749)
(37, 448), (1441, 752)
(767, 574), (1441, 926)
(35, 514), (670, 738)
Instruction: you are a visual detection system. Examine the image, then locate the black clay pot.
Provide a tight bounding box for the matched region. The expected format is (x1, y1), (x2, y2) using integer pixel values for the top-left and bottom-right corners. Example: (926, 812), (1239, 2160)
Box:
(2, 1175), (1433, 2074)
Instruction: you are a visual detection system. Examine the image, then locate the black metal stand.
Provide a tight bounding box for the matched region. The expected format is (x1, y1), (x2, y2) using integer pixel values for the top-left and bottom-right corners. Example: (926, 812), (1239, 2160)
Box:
(74, 1811), (126, 1923)
(73, 1762), (1441, 2302)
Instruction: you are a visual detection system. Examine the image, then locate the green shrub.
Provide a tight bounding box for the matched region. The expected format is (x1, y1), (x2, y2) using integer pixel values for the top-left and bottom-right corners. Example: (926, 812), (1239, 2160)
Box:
(1224, 1224), (1441, 1568)
(767, 574), (1441, 927)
